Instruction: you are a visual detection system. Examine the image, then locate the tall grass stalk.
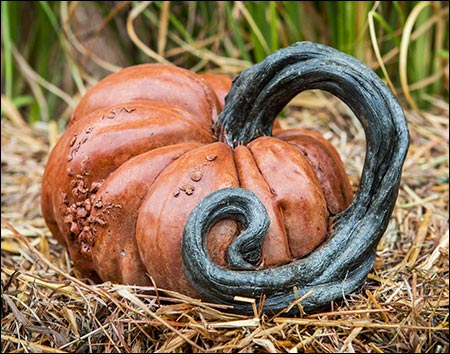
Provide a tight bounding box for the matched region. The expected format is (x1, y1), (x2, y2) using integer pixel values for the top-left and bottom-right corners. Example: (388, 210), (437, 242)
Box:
(1, 2), (13, 100)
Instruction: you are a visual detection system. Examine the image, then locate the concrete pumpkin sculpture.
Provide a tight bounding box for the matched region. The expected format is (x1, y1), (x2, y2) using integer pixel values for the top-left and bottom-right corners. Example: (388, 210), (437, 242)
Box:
(42, 42), (409, 314)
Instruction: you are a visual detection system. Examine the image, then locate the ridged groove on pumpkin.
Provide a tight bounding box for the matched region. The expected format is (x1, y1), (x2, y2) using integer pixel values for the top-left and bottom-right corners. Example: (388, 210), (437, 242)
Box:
(275, 129), (353, 215)
(88, 143), (202, 284)
(70, 64), (223, 126)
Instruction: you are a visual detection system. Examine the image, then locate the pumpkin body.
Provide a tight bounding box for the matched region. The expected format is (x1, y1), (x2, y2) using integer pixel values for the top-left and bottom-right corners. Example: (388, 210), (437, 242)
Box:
(41, 63), (352, 297)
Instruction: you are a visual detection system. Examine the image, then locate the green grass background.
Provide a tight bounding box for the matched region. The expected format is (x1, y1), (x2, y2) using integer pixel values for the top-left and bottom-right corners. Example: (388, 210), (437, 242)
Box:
(1, 1), (448, 124)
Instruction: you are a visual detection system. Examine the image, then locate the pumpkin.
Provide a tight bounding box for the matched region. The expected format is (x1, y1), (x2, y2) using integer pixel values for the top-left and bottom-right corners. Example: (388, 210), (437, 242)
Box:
(41, 42), (409, 314)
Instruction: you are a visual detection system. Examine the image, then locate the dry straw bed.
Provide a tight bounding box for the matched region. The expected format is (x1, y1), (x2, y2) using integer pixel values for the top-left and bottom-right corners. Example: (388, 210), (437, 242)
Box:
(1, 2), (449, 352)
(1, 92), (448, 353)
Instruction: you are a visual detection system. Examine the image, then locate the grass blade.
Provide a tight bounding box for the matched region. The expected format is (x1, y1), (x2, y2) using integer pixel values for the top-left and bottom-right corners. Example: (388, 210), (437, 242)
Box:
(1, 1), (13, 100)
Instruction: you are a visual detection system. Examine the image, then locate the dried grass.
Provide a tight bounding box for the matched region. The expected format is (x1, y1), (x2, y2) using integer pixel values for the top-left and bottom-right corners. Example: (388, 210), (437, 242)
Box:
(2, 91), (448, 353)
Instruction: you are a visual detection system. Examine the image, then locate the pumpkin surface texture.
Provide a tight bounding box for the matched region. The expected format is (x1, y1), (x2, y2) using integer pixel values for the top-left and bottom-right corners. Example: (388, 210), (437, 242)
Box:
(42, 42), (409, 314)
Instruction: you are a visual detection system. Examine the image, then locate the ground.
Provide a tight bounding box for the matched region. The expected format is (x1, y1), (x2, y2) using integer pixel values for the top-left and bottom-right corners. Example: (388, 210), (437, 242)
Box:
(1, 92), (448, 353)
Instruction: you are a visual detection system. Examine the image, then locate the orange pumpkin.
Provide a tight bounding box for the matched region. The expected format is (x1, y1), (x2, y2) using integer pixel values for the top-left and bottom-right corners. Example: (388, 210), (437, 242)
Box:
(41, 62), (352, 298)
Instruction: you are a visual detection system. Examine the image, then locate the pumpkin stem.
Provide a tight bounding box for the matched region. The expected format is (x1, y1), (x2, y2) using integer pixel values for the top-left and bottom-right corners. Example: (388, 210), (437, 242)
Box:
(186, 42), (409, 314)
(183, 188), (269, 271)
